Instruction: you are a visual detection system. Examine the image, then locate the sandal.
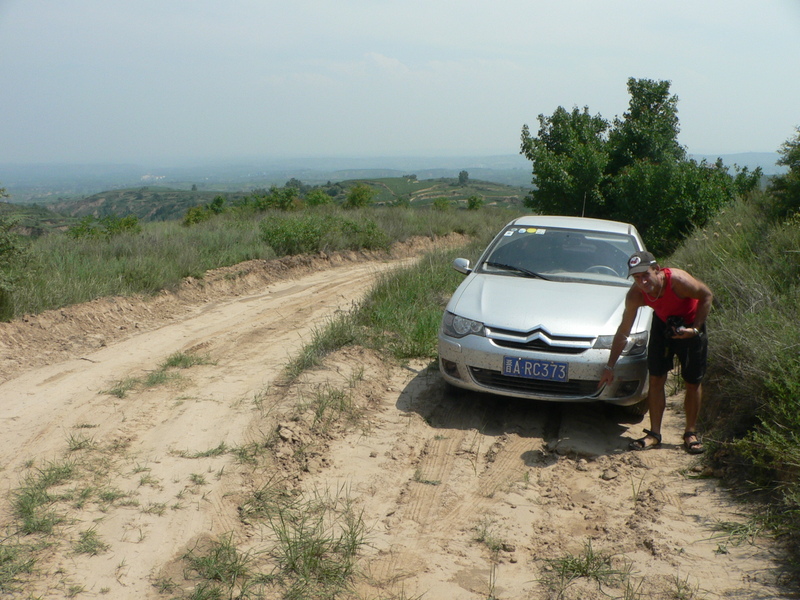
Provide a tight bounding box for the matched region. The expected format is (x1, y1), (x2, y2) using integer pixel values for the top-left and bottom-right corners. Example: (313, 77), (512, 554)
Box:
(628, 429), (662, 451)
(683, 431), (705, 454)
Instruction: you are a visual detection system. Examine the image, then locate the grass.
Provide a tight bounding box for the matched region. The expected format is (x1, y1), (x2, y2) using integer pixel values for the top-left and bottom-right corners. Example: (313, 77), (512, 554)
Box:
(283, 235), (495, 381)
(13, 460), (77, 535)
(2, 205), (518, 320)
(541, 540), (631, 596)
(102, 350), (212, 398)
(670, 193), (800, 570)
(267, 486), (367, 599)
(73, 527), (110, 556)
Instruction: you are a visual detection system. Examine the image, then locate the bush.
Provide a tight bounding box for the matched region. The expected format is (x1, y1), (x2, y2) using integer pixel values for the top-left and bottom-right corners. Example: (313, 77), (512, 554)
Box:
(259, 213), (390, 256)
(0, 213), (27, 320)
(67, 215), (141, 239)
(670, 193), (800, 558)
(342, 184), (375, 209)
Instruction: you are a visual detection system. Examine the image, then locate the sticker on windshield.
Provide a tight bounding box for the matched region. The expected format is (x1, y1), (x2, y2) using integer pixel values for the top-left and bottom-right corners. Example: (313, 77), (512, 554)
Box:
(526, 228), (538, 233)
(534, 228), (546, 235)
(503, 230), (514, 236)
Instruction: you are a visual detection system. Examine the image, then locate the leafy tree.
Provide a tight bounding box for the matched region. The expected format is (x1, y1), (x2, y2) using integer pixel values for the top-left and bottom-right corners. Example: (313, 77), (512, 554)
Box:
(342, 184), (376, 209)
(768, 126), (800, 219)
(305, 188), (332, 207)
(606, 77), (685, 173)
(520, 77), (758, 254)
(432, 197), (452, 211)
(209, 195), (226, 214)
(467, 195), (484, 210)
(183, 205), (213, 226)
(253, 186), (299, 211)
(0, 187), (28, 319)
(458, 170), (469, 185)
(520, 106), (609, 216)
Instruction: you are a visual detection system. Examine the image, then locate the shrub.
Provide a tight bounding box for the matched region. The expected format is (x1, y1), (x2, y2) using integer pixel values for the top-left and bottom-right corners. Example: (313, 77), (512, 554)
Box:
(67, 214), (141, 239)
(260, 212), (390, 256)
(341, 184), (375, 209)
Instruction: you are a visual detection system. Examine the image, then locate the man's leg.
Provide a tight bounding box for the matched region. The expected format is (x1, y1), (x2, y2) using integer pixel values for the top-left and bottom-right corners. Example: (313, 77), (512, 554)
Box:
(647, 373), (668, 436)
(684, 382), (702, 433)
(682, 382), (704, 452)
(630, 373), (668, 449)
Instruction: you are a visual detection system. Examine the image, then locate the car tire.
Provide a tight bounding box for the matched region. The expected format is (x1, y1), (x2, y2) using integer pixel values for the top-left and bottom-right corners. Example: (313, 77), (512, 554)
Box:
(624, 398), (649, 417)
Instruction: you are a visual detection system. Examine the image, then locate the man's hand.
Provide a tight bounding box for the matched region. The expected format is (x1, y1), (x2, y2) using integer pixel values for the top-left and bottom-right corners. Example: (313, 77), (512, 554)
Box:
(597, 367), (614, 389)
(673, 326), (698, 340)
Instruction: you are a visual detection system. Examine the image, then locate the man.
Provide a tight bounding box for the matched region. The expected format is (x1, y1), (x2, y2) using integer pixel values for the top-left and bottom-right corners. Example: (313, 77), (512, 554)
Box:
(598, 250), (713, 453)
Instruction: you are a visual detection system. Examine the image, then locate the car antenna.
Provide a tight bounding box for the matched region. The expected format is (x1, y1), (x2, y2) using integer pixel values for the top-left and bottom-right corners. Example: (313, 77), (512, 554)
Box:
(581, 192), (587, 217)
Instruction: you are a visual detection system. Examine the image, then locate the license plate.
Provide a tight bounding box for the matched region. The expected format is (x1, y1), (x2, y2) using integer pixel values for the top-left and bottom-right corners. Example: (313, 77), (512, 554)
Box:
(502, 356), (568, 382)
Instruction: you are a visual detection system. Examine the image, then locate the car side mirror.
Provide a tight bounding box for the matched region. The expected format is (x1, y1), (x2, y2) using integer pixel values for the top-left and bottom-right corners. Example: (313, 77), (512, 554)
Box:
(452, 257), (471, 274)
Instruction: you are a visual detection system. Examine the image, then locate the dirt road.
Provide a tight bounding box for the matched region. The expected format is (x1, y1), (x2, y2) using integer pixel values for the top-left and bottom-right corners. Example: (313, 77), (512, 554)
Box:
(0, 239), (792, 599)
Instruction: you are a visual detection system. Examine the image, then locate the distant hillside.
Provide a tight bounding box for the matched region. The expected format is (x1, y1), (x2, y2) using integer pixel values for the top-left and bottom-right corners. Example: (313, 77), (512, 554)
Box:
(0, 201), (77, 236)
(49, 188), (252, 222)
(342, 176), (527, 208)
(2, 153), (783, 204)
(33, 176), (526, 225)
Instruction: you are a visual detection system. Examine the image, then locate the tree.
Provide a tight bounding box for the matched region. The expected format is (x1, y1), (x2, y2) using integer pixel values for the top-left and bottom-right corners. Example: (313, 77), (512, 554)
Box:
(458, 170), (469, 185)
(520, 106), (609, 216)
(768, 126), (800, 219)
(0, 186), (26, 319)
(342, 184), (376, 209)
(606, 77), (685, 173)
(305, 188), (332, 207)
(467, 195), (484, 210)
(520, 78), (756, 254)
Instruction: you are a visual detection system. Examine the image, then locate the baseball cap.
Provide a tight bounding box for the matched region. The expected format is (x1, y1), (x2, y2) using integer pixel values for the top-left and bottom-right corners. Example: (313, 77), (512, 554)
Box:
(627, 251), (657, 276)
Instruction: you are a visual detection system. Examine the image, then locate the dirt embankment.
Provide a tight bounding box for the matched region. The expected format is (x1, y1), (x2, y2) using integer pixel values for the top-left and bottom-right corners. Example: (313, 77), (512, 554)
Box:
(0, 234), (793, 599)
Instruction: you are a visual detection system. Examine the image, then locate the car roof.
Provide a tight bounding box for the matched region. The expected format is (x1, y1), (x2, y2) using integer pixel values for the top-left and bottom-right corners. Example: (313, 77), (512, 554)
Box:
(509, 215), (638, 236)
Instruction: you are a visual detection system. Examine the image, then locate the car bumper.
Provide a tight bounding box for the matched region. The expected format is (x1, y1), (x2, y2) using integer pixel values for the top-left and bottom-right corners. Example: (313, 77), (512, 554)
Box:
(438, 332), (648, 406)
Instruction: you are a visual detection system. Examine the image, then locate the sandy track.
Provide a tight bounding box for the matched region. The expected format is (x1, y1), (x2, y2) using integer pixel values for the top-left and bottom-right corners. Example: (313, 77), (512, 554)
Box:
(0, 239), (794, 599)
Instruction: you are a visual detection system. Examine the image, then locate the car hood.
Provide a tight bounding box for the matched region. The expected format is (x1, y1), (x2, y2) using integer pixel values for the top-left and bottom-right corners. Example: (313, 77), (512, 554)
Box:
(447, 273), (648, 336)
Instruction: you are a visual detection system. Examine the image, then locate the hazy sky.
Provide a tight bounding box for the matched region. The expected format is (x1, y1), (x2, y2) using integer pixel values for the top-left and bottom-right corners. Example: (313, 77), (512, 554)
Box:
(1, 0), (799, 166)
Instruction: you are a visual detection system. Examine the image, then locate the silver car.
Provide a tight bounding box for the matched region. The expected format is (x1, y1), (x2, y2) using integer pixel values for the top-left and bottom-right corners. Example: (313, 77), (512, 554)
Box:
(438, 215), (653, 411)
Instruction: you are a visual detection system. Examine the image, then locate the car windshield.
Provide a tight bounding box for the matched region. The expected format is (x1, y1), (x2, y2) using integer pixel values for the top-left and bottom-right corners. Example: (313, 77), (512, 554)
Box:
(478, 225), (638, 286)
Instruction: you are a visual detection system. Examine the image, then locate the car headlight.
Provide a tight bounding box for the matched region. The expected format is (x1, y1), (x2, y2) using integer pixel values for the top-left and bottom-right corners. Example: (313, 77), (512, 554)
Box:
(594, 331), (648, 356)
(441, 311), (486, 338)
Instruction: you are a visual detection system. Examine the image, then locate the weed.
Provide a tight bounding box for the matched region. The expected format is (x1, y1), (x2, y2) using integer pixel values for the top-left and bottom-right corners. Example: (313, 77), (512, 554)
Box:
(183, 533), (259, 599)
(104, 377), (138, 398)
(474, 517), (504, 556)
(160, 350), (214, 370)
(0, 539), (36, 592)
(411, 468), (440, 486)
(141, 502), (167, 516)
(266, 486), (367, 598)
(542, 540), (629, 595)
(73, 528), (110, 556)
(66, 432), (95, 452)
(670, 571), (707, 600)
(183, 442), (229, 459)
(12, 459), (76, 534)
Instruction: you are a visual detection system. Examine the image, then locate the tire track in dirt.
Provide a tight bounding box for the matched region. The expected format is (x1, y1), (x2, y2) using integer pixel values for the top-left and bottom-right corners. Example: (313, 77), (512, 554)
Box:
(0, 251), (431, 599)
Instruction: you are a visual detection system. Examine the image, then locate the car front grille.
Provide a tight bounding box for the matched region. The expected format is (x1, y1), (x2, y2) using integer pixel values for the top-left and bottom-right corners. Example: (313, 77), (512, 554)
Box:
(491, 338), (588, 354)
(469, 367), (598, 397)
(487, 327), (593, 355)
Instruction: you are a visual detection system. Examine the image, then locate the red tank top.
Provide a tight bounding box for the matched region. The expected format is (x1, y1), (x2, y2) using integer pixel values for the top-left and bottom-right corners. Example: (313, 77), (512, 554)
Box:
(641, 268), (698, 324)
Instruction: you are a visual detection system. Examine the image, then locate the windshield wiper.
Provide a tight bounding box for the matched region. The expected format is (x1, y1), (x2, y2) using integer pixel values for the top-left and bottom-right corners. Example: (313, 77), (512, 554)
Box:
(484, 261), (551, 280)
